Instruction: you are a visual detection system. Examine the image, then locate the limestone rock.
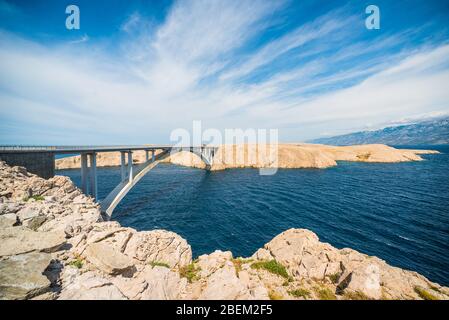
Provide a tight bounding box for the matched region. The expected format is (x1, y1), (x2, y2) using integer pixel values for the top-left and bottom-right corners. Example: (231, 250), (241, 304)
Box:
(124, 230), (192, 268)
(199, 262), (251, 300)
(251, 248), (273, 261)
(197, 250), (233, 277)
(0, 227), (66, 257)
(141, 266), (187, 300)
(0, 252), (52, 300)
(17, 206), (40, 221)
(22, 215), (47, 231)
(0, 202), (22, 215)
(58, 271), (126, 300)
(0, 213), (17, 228)
(110, 275), (148, 300)
(338, 261), (382, 299)
(84, 242), (135, 276)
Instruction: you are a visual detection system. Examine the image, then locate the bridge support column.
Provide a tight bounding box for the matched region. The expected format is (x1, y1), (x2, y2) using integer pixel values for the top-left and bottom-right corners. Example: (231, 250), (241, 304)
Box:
(89, 153), (98, 200)
(127, 152), (133, 182)
(120, 152), (126, 182)
(151, 150), (155, 162)
(80, 153), (88, 194)
(145, 150), (149, 162)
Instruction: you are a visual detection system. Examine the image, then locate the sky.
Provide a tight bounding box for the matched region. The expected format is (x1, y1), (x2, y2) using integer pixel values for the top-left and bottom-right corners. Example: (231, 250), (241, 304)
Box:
(0, 0), (449, 145)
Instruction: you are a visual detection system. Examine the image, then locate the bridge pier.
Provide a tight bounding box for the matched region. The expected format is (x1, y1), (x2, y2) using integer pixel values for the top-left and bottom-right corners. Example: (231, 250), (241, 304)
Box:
(79, 152), (98, 200)
(89, 153), (97, 200)
(120, 152), (126, 182)
(80, 153), (88, 194)
(127, 152), (133, 182)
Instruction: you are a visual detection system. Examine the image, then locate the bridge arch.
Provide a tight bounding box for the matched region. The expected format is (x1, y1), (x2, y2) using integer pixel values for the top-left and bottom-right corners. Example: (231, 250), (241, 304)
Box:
(100, 146), (217, 218)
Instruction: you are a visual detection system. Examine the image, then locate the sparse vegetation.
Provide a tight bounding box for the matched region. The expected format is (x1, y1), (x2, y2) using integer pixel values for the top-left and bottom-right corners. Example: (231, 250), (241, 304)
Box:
(356, 153), (371, 161)
(68, 258), (83, 269)
(24, 195), (45, 202)
(344, 291), (371, 300)
(288, 288), (311, 299)
(150, 261), (170, 269)
(414, 286), (439, 300)
(268, 290), (283, 300)
(328, 272), (341, 284)
(179, 263), (201, 283)
(316, 287), (337, 300)
(250, 260), (290, 279)
(231, 258), (253, 275)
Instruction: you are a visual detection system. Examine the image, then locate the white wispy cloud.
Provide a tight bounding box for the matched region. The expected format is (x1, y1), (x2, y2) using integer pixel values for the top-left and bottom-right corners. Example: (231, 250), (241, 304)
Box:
(0, 0), (448, 144)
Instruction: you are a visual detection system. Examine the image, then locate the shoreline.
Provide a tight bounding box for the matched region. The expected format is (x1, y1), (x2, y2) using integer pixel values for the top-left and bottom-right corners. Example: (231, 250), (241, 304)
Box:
(1, 160), (449, 300)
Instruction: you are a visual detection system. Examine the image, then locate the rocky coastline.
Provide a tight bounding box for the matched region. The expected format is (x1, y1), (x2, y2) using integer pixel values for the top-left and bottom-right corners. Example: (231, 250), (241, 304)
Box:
(1, 160), (448, 300)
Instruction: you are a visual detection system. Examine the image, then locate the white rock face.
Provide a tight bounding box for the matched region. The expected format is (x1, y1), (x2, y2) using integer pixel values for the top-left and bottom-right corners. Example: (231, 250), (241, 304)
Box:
(0, 252), (52, 300)
(0, 213), (17, 228)
(0, 227), (66, 257)
(199, 262), (251, 300)
(58, 271), (126, 300)
(197, 250), (233, 277)
(84, 242), (135, 276)
(141, 266), (187, 300)
(124, 230), (192, 268)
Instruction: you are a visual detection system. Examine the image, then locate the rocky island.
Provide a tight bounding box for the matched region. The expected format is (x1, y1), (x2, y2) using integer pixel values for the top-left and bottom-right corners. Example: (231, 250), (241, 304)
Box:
(55, 143), (439, 171)
(1, 154), (448, 300)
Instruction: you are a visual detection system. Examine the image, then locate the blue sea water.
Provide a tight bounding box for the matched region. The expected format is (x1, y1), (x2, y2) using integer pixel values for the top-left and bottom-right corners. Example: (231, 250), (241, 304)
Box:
(58, 145), (449, 286)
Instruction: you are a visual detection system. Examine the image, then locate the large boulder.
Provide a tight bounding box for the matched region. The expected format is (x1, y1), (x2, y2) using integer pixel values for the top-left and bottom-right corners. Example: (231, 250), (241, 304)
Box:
(58, 271), (126, 300)
(124, 230), (192, 268)
(197, 250), (233, 277)
(0, 214), (17, 228)
(199, 262), (251, 300)
(0, 227), (66, 257)
(141, 266), (187, 300)
(0, 252), (52, 300)
(84, 242), (135, 276)
(337, 261), (382, 299)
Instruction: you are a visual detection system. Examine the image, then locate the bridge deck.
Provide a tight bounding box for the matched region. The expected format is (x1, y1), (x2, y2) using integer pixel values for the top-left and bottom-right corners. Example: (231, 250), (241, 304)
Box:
(0, 145), (175, 154)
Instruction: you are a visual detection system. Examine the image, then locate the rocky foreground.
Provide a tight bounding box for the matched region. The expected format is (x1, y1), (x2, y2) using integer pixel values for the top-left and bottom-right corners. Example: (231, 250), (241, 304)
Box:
(55, 143), (439, 170)
(1, 161), (448, 300)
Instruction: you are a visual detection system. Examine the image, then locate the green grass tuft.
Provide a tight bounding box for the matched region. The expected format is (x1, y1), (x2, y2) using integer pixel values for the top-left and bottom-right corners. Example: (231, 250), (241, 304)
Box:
(179, 263), (201, 283)
(414, 286), (439, 300)
(288, 288), (311, 299)
(316, 287), (337, 300)
(344, 291), (371, 300)
(24, 195), (45, 202)
(150, 261), (170, 269)
(268, 290), (283, 300)
(68, 258), (83, 269)
(328, 272), (341, 284)
(250, 260), (290, 279)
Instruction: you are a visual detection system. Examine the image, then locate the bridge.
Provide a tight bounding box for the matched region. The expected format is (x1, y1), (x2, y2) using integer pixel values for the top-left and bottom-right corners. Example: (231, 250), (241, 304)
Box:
(0, 145), (218, 217)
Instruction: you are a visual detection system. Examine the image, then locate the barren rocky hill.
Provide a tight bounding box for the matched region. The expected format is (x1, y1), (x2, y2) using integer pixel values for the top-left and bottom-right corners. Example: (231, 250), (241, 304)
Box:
(56, 143), (438, 171)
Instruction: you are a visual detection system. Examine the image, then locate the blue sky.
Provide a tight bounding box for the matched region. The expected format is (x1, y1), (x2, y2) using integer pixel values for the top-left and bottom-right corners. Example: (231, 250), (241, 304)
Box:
(1, 0), (449, 144)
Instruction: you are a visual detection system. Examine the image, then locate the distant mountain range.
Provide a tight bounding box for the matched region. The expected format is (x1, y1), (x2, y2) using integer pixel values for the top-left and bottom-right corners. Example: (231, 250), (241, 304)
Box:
(311, 117), (449, 146)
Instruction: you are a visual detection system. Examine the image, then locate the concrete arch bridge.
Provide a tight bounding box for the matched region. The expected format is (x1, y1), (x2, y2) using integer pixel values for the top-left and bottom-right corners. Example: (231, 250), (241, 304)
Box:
(0, 145), (218, 218)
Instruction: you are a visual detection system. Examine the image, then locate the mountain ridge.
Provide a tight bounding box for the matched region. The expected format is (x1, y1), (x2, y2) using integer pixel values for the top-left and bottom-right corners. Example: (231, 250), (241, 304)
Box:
(310, 117), (449, 146)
